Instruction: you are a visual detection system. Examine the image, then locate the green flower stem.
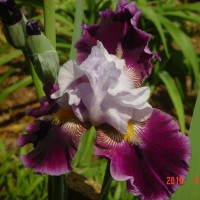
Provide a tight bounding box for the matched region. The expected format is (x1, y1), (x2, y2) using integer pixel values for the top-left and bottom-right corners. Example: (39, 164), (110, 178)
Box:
(43, 0), (56, 49)
(43, 1), (68, 200)
(99, 161), (113, 200)
(48, 175), (67, 200)
(23, 50), (44, 98)
(69, 0), (84, 60)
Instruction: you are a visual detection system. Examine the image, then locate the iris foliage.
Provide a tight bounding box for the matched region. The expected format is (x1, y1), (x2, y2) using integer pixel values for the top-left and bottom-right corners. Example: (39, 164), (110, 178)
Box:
(0, 0), (200, 200)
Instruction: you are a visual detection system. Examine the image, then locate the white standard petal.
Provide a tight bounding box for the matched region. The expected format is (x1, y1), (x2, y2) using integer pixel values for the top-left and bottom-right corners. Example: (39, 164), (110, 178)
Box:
(51, 41), (152, 133)
(51, 60), (84, 99)
(78, 41), (152, 132)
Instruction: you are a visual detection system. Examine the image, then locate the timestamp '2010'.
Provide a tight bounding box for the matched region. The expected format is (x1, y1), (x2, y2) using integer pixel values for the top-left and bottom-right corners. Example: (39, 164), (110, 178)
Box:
(166, 176), (184, 185)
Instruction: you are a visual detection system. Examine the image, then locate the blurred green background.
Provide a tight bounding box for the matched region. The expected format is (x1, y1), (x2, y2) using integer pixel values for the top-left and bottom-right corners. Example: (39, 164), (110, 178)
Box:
(0, 0), (200, 199)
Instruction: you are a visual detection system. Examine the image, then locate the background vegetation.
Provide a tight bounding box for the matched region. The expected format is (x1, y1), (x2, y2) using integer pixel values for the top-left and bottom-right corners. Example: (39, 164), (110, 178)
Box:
(0, 0), (200, 199)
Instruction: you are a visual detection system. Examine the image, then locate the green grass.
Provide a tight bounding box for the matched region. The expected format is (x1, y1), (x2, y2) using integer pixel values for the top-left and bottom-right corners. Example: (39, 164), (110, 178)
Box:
(1, 0), (200, 199)
(0, 139), (48, 200)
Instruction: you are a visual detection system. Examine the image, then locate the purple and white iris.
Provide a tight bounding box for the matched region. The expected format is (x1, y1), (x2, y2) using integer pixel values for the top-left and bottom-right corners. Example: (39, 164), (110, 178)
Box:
(18, 0), (190, 199)
(18, 85), (89, 175)
(51, 41), (152, 133)
(75, 0), (160, 87)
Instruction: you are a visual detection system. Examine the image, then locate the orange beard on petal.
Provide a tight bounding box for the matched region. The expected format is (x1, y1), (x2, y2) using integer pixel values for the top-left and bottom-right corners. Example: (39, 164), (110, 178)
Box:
(52, 108), (76, 125)
(124, 121), (142, 145)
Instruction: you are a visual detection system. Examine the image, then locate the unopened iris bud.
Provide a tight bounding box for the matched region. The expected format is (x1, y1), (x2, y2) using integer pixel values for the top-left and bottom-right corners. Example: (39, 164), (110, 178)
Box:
(26, 20), (59, 84)
(0, 0), (26, 49)
(0, 0), (22, 25)
(26, 20), (41, 36)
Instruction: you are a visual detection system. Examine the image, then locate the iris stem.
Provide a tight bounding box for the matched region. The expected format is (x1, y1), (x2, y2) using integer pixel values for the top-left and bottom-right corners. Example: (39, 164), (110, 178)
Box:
(48, 175), (68, 200)
(42, 1), (68, 200)
(43, 0), (56, 49)
(69, 0), (84, 60)
(99, 161), (113, 200)
(23, 50), (44, 98)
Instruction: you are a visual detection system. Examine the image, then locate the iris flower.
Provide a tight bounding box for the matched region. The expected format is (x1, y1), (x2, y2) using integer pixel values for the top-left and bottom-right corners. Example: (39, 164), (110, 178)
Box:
(18, 85), (89, 175)
(74, 1), (190, 198)
(75, 0), (160, 87)
(18, 0), (190, 199)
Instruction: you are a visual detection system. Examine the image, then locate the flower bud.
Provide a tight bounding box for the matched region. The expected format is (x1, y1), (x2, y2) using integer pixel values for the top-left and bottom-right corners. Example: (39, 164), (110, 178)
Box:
(26, 20), (41, 36)
(0, 0), (22, 25)
(26, 20), (59, 84)
(0, 0), (26, 49)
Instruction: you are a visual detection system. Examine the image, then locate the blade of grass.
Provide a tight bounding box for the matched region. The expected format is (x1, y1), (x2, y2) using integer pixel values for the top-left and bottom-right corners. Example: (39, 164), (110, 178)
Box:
(99, 161), (113, 200)
(16, 0), (43, 8)
(172, 91), (200, 199)
(159, 71), (185, 132)
(0, 50), (22, 66)
(114, 182), (123, 200)
(69, 0), (84, 60)
(25, 176), (46, 196)
(0, 43), (10, 54)
(43, 0), (56, 48)
(23, 51), (44, 97)
(73, 126), (96, 167)
(141, 6), (169, 57)
(87, 0), (95, 24)
(159, 16), (200, 88)
(56, 43), (71, 50)
(166, 0), (176, 5)
(0, 68), (15, 85)
(163, 11), (200, 24)
(55, 13), (73, 29)
(174, 77), (186, 101)
(165, 2), (200, 11)
(0, 76), (32, 104)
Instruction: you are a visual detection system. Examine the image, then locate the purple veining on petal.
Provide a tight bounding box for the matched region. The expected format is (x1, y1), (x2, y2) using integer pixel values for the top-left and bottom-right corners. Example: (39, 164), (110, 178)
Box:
(75, 0), (159, 86)
(17, 131), (38, 147)
(18, 82), (90, 175)
(95, 109), (190, 200)
(54, 41), (152, 133)
(18, 118), (88, 175)
(75, 24), (98, 65)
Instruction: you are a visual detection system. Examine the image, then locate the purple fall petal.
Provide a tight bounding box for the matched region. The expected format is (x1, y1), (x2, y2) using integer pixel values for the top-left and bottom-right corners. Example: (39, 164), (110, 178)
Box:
(19, 120), (87, 176)
(75, 0), (159, 86)
(17, 122), (40, 147)
(18, 84), (90, 175)
(95, 109), (190, 200)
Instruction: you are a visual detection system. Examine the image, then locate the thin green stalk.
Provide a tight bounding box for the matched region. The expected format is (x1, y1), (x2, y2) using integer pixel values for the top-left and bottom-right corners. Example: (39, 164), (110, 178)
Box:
(73, 126), (96, 167)
(48, 175), (67, 200)
(88, 0), (95, 24)
(0, 76), (32, 104)
(43, 1), (68, 200)
(99, 161), (113, 200)
(0, 68), (15, 86)
(43, 0), (56, 49)
(23, 51), (44, 98)
(0, 50), (22, 66)
(70, 0), (84, 60)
